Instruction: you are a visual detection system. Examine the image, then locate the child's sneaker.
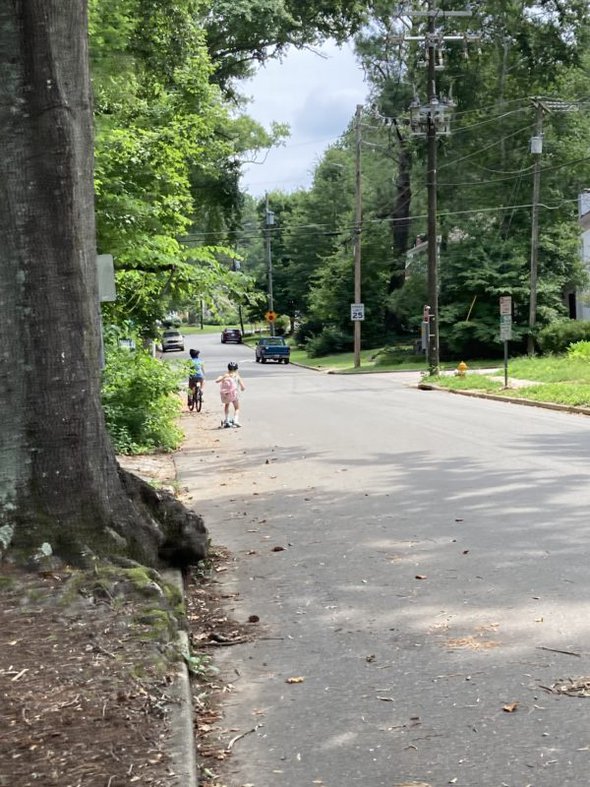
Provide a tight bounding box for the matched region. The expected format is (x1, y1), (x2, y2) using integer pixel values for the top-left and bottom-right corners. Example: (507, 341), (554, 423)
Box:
(232, 421), (241, 428)
(223, 420), (232, 429)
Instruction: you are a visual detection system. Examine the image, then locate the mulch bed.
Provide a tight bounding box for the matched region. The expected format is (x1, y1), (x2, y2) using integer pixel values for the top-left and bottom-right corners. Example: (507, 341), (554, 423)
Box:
(0, 548), (252, 787)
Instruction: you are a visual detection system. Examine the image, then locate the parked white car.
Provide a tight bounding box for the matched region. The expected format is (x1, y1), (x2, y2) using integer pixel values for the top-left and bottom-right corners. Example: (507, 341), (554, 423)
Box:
(161, 329), (184, 352)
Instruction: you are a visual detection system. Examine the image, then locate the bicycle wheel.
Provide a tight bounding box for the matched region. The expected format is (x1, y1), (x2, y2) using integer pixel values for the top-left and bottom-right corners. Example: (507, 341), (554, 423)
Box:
(196, 387), (203, 412)
(187, 388), (195, 411)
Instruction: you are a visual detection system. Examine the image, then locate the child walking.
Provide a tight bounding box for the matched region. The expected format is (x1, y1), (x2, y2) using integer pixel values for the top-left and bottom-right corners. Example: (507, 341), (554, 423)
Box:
(215, 362), (245, 428)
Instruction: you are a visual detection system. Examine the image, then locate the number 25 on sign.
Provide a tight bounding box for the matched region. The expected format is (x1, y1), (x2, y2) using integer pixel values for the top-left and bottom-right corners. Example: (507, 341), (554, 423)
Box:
(351, 303), (365, 321)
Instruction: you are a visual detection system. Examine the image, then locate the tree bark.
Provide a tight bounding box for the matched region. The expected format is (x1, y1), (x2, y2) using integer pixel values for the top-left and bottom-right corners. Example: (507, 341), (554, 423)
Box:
(0, 2), (206, 567)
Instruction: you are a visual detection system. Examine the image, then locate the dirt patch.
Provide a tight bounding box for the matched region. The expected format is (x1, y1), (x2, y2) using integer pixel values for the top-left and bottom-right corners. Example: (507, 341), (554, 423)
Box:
(0, 444), (251, 787)
(0, 564), (179, 787)
(0, 544), (254, 787)
(444, 635), (500, 651)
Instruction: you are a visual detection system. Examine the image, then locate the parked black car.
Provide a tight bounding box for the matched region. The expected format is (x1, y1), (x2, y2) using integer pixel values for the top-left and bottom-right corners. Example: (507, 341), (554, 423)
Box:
(221, 328), (242, 344)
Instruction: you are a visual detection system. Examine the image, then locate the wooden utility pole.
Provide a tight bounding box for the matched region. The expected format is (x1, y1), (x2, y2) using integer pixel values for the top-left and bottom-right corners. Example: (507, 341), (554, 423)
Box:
(527, 101), (543, 356)
(353, 103), (363, 369)
(265, 193), (275, 337)
(527, 98), (576, 353)
(403, 1), (473, 375)
(426, 2), (439, 375)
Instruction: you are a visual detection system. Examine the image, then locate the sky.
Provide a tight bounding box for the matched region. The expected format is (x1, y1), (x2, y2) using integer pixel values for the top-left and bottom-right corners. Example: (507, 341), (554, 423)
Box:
(239, 42), (369, 197)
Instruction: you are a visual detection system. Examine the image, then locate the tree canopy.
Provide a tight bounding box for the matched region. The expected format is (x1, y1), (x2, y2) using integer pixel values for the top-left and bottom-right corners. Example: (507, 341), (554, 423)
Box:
(254, 0), (590, 357)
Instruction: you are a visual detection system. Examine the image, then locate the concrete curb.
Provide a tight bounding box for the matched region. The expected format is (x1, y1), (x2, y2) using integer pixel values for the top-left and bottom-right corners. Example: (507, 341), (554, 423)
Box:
(418, 382), (590, 417)
(162, 570), (198, 787)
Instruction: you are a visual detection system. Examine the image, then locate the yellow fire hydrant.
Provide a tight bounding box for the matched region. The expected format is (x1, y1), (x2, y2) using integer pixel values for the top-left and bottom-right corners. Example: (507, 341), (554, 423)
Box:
(456, 361), (468, 377)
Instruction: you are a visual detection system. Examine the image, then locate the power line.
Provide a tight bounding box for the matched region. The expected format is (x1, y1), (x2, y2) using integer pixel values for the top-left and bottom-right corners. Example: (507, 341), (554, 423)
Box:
(438, 122), (537, 170)
(180, 195), (579, 246)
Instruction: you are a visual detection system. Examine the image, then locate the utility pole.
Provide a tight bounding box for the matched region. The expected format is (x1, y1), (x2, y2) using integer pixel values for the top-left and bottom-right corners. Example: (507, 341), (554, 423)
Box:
(265, 193), (275, 337)
(527, 97), (577, 355)
(404, 1), (475, 375)
(426, 3), (439, 374)
(527, 101), (543, 356)
(353, 103), (363, 369)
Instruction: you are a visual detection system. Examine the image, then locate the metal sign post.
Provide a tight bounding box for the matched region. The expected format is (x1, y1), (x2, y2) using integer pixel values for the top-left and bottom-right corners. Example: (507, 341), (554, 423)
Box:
(422, 305), (431, 368)
(97, 254), (116, 370)
(499, 296), (512, 387)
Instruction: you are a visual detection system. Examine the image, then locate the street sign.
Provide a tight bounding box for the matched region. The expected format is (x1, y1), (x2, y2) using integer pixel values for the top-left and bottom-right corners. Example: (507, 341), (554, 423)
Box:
(265, 311), (277, 322)
(500, 323), (512, 341)
(97, 254), (116, 302)
(499, 296), (512, 316)
(500, 314), (512, 325)
(351, 303), (365, 321)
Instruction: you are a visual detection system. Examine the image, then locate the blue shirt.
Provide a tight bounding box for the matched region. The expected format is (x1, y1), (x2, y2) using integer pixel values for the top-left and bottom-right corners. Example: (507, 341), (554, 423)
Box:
(190, 358), (204, 377)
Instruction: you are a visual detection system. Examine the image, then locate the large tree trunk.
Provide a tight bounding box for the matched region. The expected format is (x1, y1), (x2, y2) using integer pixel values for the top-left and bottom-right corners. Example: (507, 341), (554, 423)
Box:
(0, 2), (206, 567)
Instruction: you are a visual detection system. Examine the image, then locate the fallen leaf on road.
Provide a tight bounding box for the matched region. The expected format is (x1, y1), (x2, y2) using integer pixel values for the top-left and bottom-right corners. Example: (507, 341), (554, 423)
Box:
(415, 574), (427, 580)
(392, 783), (432, 787)
(502, 702), (518, 713)
(462, 550), (469, 555)
(549, 677), (590, 696)
(445, 636), (499, 651)
(271, 546), (285, 552)
(286, 676), (305, 684)
(248, 615), (260, 624)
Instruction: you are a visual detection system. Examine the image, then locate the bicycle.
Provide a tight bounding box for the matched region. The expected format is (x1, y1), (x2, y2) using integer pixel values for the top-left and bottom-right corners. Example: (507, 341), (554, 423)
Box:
(187, 379), (203, 412)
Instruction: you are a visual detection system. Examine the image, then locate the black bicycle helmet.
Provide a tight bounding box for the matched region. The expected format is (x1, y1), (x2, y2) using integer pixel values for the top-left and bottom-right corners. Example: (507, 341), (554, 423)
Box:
(189, 349), (200, 358)
(228, 362), (238, 371)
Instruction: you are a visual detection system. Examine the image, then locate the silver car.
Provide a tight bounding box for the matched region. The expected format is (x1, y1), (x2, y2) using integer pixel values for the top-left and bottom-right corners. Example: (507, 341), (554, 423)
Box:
(161, 329), (184, 352)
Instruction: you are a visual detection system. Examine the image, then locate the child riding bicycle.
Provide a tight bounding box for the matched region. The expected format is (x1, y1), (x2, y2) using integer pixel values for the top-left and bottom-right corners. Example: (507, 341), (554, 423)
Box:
(188, 349), (205, 399)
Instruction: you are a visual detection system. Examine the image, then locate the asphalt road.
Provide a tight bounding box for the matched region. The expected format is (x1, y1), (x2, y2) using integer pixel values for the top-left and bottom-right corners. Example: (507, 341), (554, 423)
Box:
(174, 332), (590, 787)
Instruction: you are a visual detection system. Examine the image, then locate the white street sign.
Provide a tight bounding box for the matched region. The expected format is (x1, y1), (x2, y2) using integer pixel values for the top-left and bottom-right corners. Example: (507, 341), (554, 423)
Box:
(97, 254), (116, 302)
(500, 324), (512, 341)
(351, 303), (365, 321)
(499, 296), (512, 316)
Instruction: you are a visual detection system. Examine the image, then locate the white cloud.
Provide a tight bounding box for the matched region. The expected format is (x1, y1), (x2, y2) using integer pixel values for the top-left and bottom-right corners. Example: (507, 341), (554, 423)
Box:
(240, 41), (367, 196)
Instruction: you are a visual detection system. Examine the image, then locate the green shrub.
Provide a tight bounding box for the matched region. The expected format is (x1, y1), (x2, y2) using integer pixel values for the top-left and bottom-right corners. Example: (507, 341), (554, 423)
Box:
(537, 320), (590, 354)
(294, 318), (324, 347)
(273, 315), (290, 336)
(372, 344), (424, 366)
(306, 327), (353, 358)
(101, 342), (185, 454)
(567, 340), (590, 361)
